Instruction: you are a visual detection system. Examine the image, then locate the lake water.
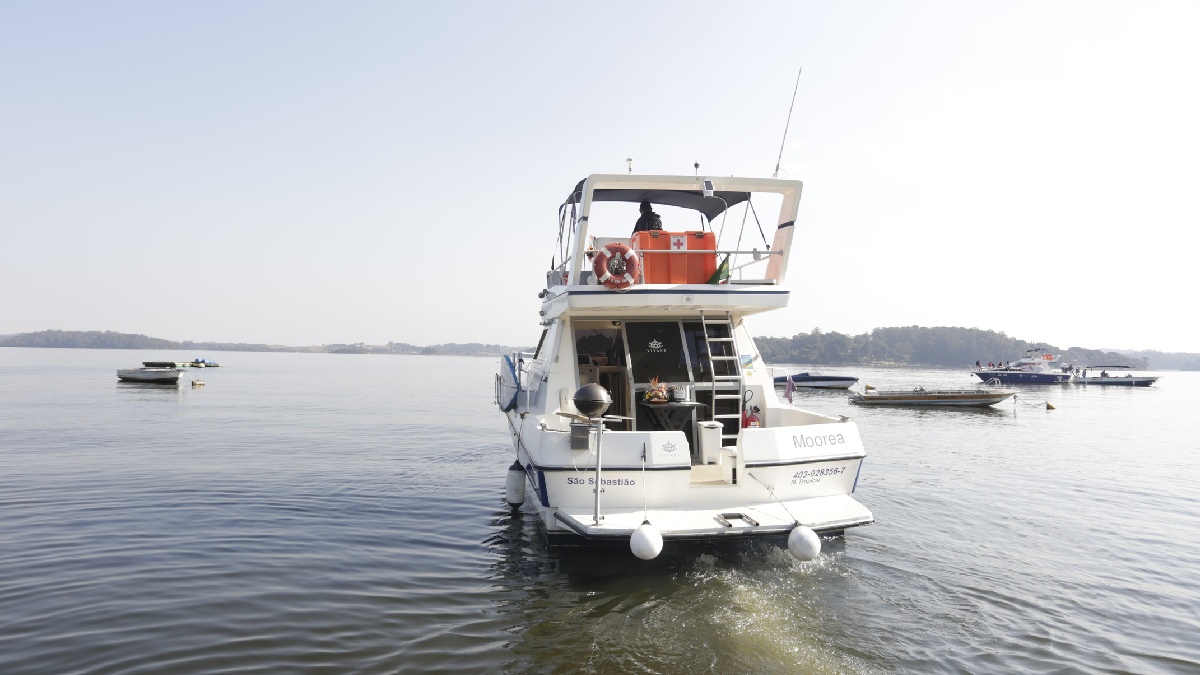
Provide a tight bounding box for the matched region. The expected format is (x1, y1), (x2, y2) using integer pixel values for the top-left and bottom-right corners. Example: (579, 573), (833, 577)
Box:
(2, 347), (1198, 674)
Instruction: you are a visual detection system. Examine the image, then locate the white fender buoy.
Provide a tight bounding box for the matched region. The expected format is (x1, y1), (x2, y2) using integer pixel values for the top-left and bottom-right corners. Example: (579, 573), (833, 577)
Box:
(505, 460), (525, 508)
(787, 524), (821, 561)
(630, 520), (663, 560)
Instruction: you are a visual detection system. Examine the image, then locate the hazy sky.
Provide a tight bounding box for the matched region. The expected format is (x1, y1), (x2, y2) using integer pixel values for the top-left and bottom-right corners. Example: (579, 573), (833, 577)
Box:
(3, 2), (1197, 352)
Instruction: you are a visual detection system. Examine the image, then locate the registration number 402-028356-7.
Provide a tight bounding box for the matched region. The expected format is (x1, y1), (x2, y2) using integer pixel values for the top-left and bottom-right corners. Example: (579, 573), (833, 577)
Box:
(790, 466), (847, 485)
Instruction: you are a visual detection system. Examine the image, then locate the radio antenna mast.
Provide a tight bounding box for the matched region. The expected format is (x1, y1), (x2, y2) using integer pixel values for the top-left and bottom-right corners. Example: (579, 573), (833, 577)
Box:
(772, 67), (802, 179)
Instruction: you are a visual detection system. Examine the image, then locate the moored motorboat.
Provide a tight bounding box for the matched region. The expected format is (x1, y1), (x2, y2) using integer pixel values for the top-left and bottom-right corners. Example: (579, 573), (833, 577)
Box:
(773, 372), (859, 389)
(849, 383), (1017, 407)
(973, 347), (1072, 384)
(1075, 365), (1160, 387)
(117, 367), (184, 384)
(496, 173), (873, 562)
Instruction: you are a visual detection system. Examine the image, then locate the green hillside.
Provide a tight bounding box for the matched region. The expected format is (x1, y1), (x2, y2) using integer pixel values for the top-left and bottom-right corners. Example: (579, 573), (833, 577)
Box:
(756, 326), (1158, 369)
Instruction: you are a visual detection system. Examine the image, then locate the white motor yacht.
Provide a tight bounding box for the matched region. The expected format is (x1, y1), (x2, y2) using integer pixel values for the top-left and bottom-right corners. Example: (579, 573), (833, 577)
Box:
(496, 173), (872, 561)
(974, 347), (1073, 384)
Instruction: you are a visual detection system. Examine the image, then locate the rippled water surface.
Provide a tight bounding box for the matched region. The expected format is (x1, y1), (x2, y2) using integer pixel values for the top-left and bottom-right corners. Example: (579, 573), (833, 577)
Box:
(2, 348), (1198, 673)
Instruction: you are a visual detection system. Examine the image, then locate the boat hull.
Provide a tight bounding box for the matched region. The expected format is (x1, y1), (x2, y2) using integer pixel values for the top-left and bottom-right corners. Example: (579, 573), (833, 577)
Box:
(974, 371), (1070, 384)
(117, 368), (182, 384)
(850, 390), (1016, 407)
(1076, 377), (1158, 386)
(772, 375), (859, 389)
(506, 411), (873, 546)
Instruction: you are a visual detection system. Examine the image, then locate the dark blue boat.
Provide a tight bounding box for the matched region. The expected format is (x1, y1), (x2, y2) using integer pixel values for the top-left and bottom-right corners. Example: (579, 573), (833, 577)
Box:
(772, 372), (859, 389)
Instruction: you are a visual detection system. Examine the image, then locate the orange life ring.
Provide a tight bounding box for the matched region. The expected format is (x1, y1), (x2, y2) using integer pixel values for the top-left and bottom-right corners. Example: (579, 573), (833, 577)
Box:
(593, 243), (640, 290)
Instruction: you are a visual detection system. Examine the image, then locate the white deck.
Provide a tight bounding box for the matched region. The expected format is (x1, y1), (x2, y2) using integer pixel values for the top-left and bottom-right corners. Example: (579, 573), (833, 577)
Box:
(553, 494), (873, 539)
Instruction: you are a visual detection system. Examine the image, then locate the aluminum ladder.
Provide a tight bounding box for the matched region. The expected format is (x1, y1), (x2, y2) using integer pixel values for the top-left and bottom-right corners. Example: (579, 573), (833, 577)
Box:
(699, 310), (744, 451)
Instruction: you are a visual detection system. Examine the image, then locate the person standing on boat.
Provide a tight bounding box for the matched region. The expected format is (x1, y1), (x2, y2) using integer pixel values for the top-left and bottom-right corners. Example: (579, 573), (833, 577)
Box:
(633, 200), (663, 234)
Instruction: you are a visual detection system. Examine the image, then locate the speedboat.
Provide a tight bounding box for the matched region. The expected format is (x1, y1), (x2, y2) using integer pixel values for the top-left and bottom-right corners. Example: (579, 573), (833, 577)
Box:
(773, 372), (859, 389)
(973, 347), (1072, 384)
(849, 382), (1017, 407)
(496, 173), (872, 562)
(1075, 365), (1160, 387)
(117, 366), (183, 384)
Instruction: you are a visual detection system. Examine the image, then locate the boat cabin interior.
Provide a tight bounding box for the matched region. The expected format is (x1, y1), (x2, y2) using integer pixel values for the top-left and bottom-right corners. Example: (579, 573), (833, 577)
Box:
(571, 317), (746, 465)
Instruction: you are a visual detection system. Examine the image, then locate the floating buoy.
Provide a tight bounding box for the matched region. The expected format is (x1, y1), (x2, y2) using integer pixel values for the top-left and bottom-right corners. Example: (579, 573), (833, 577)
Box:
(864, 384), (876, 391)
(505, 459), (525, 508)
(630, 520), (663, 560)
(191, 380), (205, 388)
(787, 524), (821, 561)
(1046, 402), (1056, 410)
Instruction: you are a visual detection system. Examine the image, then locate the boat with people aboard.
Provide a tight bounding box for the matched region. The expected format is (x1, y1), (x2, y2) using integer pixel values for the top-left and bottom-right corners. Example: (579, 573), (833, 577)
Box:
(772, 371), (859, 389)
(496, 173), (872, 562)
(973, 347), (1073, 384)
(117, 365), (184, 384)
(849, 381), (1017, 407)
(1074, 365), (1160, 387)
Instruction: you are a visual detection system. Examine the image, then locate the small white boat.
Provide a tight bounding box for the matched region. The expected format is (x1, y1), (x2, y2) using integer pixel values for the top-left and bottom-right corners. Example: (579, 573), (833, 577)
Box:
(1074, 366), (1160, 387)
(496, 172), (872, 563)
(117, 367), (183, 384)
(849, 383), (1017, 407)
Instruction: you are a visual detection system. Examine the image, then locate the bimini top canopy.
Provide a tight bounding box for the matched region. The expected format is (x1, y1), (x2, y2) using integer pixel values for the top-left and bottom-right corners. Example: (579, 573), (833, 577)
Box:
(565, 176), (752, 222)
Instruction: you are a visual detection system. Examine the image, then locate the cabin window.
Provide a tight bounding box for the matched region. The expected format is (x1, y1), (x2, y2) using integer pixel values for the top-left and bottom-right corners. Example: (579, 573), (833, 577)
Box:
(532, 328), (549, 359)
(572, 322), (630, 429)
(625, 321), (690, 383)
(573, 326), (623, 367)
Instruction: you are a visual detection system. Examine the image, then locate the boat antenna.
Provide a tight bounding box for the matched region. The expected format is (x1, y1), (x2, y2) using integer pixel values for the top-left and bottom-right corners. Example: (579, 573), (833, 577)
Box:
(626, 157), (634, 174)
(772, 67), (802, 179)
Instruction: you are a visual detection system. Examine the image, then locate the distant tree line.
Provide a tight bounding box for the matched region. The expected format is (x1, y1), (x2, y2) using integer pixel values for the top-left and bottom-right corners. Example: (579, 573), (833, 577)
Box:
(1111, 349), (1200, 371)
(757, 326), (1160, 369)
(0, 331), (531, 357)
(1, 330), (179, 350)
(4, 327), (1189, 369)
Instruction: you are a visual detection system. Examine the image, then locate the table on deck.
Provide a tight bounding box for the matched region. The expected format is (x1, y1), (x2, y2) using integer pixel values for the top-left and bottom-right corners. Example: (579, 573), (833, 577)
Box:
(637, 401), (707, 432)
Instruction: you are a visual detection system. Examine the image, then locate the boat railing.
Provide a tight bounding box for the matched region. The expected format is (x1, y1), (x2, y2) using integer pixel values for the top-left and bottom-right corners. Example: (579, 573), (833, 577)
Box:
(546, 261), (571, 288)
(628, 245), (782, 286)
(549, 247), (784, 287)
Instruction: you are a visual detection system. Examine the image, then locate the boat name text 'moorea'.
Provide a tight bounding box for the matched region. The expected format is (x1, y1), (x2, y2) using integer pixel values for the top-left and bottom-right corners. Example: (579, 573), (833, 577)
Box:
(495, 173), (873, 562)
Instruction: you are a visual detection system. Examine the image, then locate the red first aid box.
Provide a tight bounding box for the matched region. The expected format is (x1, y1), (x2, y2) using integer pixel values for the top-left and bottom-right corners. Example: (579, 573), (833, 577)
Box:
(631, 231), (717, 284)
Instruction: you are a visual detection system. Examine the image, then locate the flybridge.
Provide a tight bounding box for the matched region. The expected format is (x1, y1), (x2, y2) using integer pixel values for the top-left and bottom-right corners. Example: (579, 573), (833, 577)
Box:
(549, 174), (803, 290)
